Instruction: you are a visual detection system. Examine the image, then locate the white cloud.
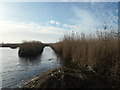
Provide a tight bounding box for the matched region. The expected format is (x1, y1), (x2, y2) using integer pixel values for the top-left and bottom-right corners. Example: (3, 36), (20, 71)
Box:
(0, 20), (69, 43)
(1, 20), (89, 43)
(70, 5), (118, 33)
(63, 24), (77, 29)
(70, 6), (101, 32)
(46, 20), (60, 25)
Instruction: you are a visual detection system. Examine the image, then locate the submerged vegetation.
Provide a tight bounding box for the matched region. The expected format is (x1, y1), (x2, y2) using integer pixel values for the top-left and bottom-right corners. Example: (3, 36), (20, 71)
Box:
(18, 41), (45, 57)
(50, 30), (120, 88)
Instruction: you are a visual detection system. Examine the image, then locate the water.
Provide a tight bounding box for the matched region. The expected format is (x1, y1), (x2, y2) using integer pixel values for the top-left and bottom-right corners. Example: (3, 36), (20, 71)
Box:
(0, 47), (61, 88)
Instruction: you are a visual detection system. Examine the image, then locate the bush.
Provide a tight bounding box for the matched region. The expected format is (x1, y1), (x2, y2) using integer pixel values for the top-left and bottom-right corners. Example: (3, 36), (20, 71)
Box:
(18, 41), (45, 57)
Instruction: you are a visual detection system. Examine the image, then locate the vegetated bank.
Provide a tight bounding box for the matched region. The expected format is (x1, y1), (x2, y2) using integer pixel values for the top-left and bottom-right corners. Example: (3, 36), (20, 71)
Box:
(22, 67), (111, 88)
(50, 30), (120, 88)
(18, 41), (45, 57)
(22, 30), (120, 88)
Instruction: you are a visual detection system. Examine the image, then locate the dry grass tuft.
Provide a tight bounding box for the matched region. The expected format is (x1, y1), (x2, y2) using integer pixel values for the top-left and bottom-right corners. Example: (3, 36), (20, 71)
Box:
(18, 41), (45, 57)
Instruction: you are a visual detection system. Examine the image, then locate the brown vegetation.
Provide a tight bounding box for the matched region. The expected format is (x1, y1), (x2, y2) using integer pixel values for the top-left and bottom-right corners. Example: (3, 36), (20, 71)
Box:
(22, 67), (111, 88)
(18, 41), (45, 57)
(50, 31), (120, 88)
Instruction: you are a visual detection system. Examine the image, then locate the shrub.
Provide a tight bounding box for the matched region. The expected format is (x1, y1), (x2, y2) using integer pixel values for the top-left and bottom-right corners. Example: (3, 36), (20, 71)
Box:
(18, 41), (45, 57)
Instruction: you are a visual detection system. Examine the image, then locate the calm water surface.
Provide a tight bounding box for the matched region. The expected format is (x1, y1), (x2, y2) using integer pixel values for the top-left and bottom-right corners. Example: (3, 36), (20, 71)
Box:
(0, 47), (61, 88)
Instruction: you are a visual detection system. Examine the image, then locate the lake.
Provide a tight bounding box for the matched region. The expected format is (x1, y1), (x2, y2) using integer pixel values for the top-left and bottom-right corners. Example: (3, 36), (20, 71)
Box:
(0, 47), (61, 88)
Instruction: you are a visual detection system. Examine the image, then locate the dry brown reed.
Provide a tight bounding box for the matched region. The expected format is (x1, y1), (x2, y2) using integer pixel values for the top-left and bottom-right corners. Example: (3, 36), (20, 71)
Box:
(18, 41), (45, 57)
(50, 31), (120, 87)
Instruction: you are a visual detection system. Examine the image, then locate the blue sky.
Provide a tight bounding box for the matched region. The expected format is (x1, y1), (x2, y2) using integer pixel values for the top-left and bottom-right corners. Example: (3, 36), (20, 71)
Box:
(0, 2), (118, 43)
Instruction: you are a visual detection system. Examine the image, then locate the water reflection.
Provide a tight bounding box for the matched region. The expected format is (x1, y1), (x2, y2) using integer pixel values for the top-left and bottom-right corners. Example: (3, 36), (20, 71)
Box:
(19, 55), (42, 66)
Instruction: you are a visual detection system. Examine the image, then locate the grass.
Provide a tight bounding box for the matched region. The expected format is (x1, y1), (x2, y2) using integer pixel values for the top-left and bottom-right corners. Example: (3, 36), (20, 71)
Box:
(18, 41), (45, 57)
(50, 30), (120, 88)
(22, 67), (111, 88)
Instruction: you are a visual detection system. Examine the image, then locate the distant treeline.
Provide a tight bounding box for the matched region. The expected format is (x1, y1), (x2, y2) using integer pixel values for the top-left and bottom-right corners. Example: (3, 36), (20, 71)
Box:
(0, 43), (22, 49)
(0, 42), (54, 49)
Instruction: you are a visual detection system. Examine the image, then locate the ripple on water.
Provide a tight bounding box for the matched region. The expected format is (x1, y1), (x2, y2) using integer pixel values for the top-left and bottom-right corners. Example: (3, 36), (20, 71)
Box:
(1, 47), (61, 88)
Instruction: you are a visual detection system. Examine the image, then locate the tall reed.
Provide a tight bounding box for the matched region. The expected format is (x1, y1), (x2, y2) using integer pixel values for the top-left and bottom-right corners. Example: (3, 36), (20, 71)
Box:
(50, 31), (119, 87)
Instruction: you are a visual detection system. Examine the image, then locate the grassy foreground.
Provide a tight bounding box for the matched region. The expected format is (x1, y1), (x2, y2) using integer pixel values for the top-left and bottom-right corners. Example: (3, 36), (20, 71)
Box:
(18, 41), (45, 57)
(50, 31), (120, 88)
(22, 67), (112, 88)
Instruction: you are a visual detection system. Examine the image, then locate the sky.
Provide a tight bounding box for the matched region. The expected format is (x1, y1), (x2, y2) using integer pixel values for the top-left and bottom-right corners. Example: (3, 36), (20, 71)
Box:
(0, 2), (118, 43)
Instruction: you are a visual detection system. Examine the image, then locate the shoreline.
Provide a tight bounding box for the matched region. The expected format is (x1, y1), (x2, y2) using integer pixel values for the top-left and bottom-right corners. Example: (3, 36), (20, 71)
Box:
(0, 43), (22, 49)
(22, 67), (112, 88)
(0, 43), (54, 49)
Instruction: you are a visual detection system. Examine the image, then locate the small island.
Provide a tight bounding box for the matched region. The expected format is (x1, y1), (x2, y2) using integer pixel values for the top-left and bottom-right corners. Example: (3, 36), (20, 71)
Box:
(18, 41), (45, 57)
